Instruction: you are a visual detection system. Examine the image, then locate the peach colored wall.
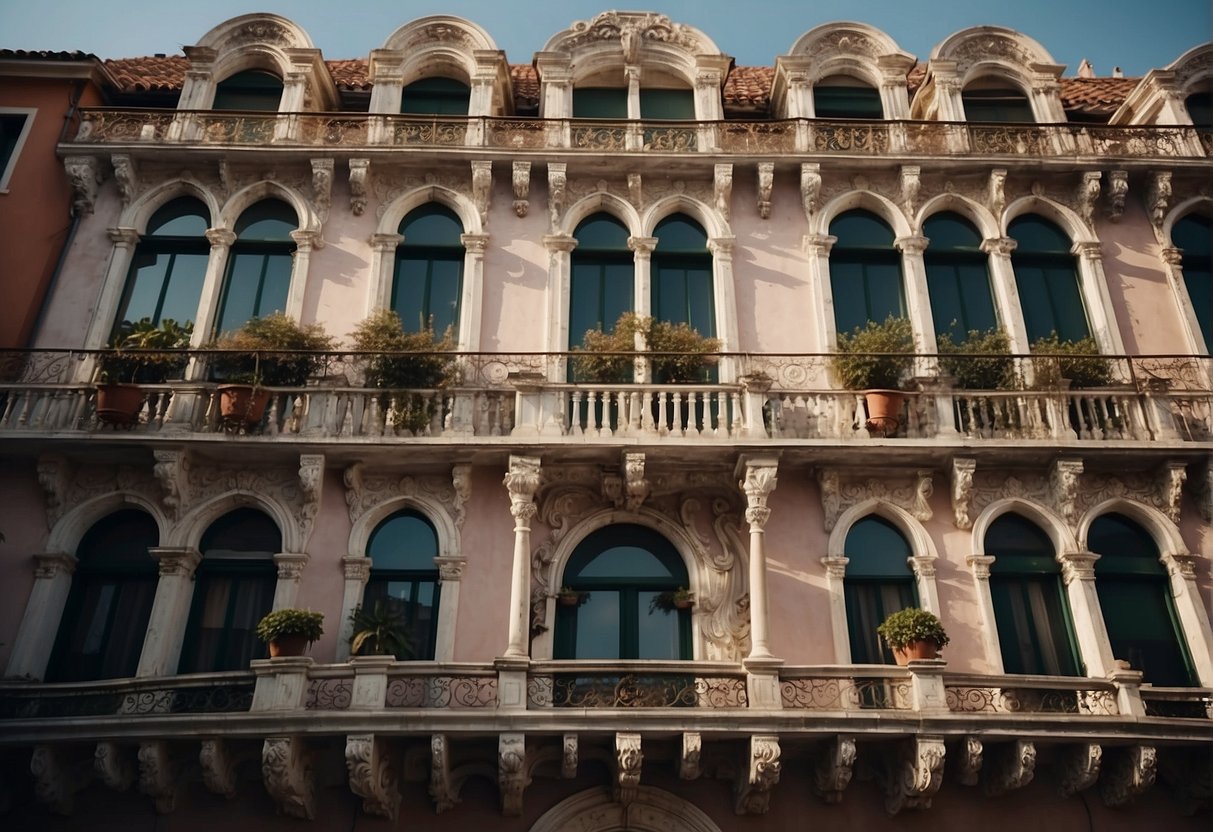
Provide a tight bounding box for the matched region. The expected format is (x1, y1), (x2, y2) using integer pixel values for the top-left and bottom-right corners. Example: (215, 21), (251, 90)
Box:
(454, 465), (520, 661)
(292, 469), (353, 662)
(0, 464), (47, 672)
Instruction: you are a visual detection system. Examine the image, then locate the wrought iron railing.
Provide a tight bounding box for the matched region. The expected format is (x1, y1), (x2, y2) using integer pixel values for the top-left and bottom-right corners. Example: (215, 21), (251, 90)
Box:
(1140, 686), (1213, 720)
(779, 667), (913, 711)
(943, 674), (1120, 716)
(527, 662), (748, 709)
(0, 673), (255, 720)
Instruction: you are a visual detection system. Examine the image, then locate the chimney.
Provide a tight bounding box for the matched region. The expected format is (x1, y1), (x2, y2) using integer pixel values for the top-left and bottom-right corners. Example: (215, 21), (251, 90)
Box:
(1112, 66), (1124, 78)
(1077, 59), (1094, 78)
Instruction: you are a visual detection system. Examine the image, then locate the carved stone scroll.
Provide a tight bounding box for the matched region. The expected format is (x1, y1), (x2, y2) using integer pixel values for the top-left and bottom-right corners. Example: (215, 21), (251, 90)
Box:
(1106, 170), (1128, 221)
(1050, 458), (1084, 526)
(987, 169), (1007, 217)
(94, 742), (135, 792)
(152, 450), (191, 521)
(472, 161), (492, 225)
(957, 736), (982, 786)
(680, 733), (702, 781)
(735, 735), (781, 815)
(199, 739), (239, 799)
(31, 745), (87, 816)
(64, 155), (101, 215)
(614, 733), (643, 806)
(429, 734), (459, 813)
(512, 161), (531, 217)
(262, 737), (314, 820)
(311, 158), (334, 222)
(1146, 171), (1171, 229)
(346, 734), (400, 821)
(801, 162), (821, 221)
(349, 158), (370, 216)
(1057, 743), (1102, 797)
(900, 165), (921, 218)
(548, 163), (567, 231)
(562, 734), (578, 779)
(813, 736), (855, 803)
(138, 741), (177, 814)
(498, 733), (530, 816)
(884, 737), (945, 815)
(1075, 171), (1101, 228)
(714, 163), (733, 221)
(111, 154), (138, 206)
(1099, 745), (1156, 807)
(982, 740), (1036, 796)
(757, 162), (774, 219)
(819, 467), (933, 531)
(951, 458), (977, 529)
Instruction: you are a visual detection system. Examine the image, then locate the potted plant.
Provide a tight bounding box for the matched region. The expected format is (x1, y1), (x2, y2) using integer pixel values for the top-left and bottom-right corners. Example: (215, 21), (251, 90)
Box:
(830, 316), (916, 436)
(208, 314), (335, 428)
(95, 317), (194, 427)
(876, 607), (950, 665)
(571, 312), (720, 384)
(649, 587), (695, 614)
(349, 600), (413, 659)
(936, 327), (1017, 390)
(255, 608), (324, 658)
(1029, 333), (1113, 389)
(555, 586), (589, 607)
(350, 309), (457, 435)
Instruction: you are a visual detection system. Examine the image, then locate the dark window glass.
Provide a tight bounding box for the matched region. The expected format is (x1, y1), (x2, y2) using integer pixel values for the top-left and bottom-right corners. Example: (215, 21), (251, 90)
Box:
(555, 525), (690, 660)
(844, 516), (916, 664)
(986, 513), (1082, 676)
(215, 200), (297, 335)
(923, 212), (997, 340)
(573, 88), (628, 118)
(213, 70), (283, 112)
(1185, 91), (1212, 127)
(830, 210), (905, 337)
(570, 213), (633, 349)
(1089, 514), (1195, 686)
(814, 78), (883, 119)
(1009, 215), (1090, 343)
(179, 508), (279, 673)
(1174, 213), (1213, 349)
(401, 77), (471, 115)
(639, 89), (695, 119)
(653, 215), (714, 335)
(962, 86), (1035, 122)
(364, 511), (441, 660)
(47, 510), (159, 682)
(114, 197), (210, 335)
(0, 113), (28, 180)
(392, 204), (464, 336)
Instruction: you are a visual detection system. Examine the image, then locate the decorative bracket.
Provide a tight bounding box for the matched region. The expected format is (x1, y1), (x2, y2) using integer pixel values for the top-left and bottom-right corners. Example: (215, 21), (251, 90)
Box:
(883, 736), (945, 815)
(951, 458), (977, 529)
(982, 740), (1036, 796)
(63, 155), (101, 215)
(604, 452), (650, 511)
(138, 741), (177, 814)
(94, 742), (135, 792)
(987, 169), (1007, 218)
(627, 172), (643, 208)
(262, 737), (315, 820)
(111, 154), (138, 207)
(735, 735), (781, 815)
(1099, 745), (1156, 807)
(1155, 461), (1186, 524)
(310, 158), (334, 223)
(1049, 458), (1084, 527)
(199, 739), (240, 799)
(471, 161), (492, 226)
(31, 745), (88, 815)
(36, 454), (71, 531)
(801, 162), (821, 221)
(562, 734), (578, 779)
(1106, 170), (1129, 221)
(1075, 171), (1101, 228)
(298, 454), (325, 544)
(547, 163), (567, 232)
(757, 162), (774, 219)
(900, 165), (921, 218)
(429, 734), (459, 813)
(511, 161), (531, 217)
(152, 449), (191, 522)
(614, 733), (643, 806)
(679, 733), (702, 781)
(812, 736), (855, 803)
(714, 164), (733, 221)
(1146, 171), (1171, 230)
(346, 734), (400, 821)
(498, 733), (530, 816)
(348, 158), (369, 216)
(957, 736), (983, 786)
(1057, 743), (1102, 797)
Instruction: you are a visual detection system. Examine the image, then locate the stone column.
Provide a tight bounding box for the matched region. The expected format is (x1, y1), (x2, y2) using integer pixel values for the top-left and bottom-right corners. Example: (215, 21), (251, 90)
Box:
(740, 456), (783, 709)
(982, 238), (1031, 354)
(708, 236), (738, 381)
(624, 64), (641, 119)
(1163, 552), (1213, 686)
(82, 228), (141, 356)
(285, 230), (320, 321)
(628, 237), (657, 382)
(966, 555), (1005, 674)
(803, 234), (837, 352)
(4, 553), (76, 680)
(1058, 551), (1116, 678)
(542, 234), (577, 379)
(366, 232), (403, 315)
(1071, 242), (1127, 357)
(459, 233), (489, 352)
(272, 553), (309, 610)
(821, 555), (851, 663)
(1160, 247), (1209, 354)
(501, 456), (541, 660)
(909, 555), (941, 616)
(136, 548), (202, 678)
(335, 556), (371, 662)
(433, 556), (467, 663)
(191, 229), (237, 360)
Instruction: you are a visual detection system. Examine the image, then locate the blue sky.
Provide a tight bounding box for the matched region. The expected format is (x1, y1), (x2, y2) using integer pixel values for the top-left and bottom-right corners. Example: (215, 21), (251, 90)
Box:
(1, 0), (1208, 76)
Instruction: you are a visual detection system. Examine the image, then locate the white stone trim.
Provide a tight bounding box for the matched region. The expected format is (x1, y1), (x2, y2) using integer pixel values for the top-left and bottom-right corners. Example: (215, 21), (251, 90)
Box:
(1160, 197), (1213, 354)
(4, 552), (77, 680)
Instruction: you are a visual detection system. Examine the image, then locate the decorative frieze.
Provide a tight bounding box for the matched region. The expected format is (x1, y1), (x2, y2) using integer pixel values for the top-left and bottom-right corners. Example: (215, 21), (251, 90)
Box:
(735, 735), (781, 815)
(511, 161), (531, 217)
(346, 734), (400, 821)
(498, 733), (530, 816)
(812, 736), (856, 803)
(818, 467), (933, 532)
(884, 737), (945, 815)
(262, 737), (314, 820)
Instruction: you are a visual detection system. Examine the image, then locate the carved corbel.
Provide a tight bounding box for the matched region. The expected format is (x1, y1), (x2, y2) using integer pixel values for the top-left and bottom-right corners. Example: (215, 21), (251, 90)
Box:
(914, 469), (934, 522)
(153, 449), (191, 521)
(217, 159), (232, 199)
(1057, 743), (1102, 797)
(346, 734), (400, 821)
(812, 736), (855, 803)
(1155, 461), (1186, 524)
(1146, 171), (1171, 230)
(900, 165), (921, 218)
(111, 154), (138, 206)
(1099, 745), (1156, 807)
(735, 735), (781, 815)
(614, 733), (643, 806)
(562, 734), (578, 779)
(627, 173), (642, 208)
(429, 734), (459, 813)
(680, 733), (702, 781)
(138, 741), (177, 813)
(1050, 458), (1084, 526)
(883, 737), (945, 815)
(452, 463), (472, 535)
(1075, 172), (1101, 228)
(1194, 459), (1213, 523)
(471, 160), (492, 225)
(511, 161), (531, 217)
(987, 169), (1007, 218)
(1106, 170), (1129, 221)
(31, 745), (88, 815)
(801, 162), (821, 222)
(94, 742), (136, 792)
(757, 162), (774, 219)
(498, 733), (530, 816)
(310, 158), (334, 223)
(741, 461), (778, 529)
(36, 454), (70, 530)
(951, 458), (977, 529)
(818, 468), (841, 532)
(548, 163), (567, 231)
(262, 737), (315, 820)
(298, 454), (325, 543)
(199, 739), (240, 799)
(714, 163), (733, 221)
(982, 741), (1036, 796)
(349, 158), (370, 216)
(623, 452), (650, 510)
(63, 155), (101, 215)
(957, 736), (982, 786)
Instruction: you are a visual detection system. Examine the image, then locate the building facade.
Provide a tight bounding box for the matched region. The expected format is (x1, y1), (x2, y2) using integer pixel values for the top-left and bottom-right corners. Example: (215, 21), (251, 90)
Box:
(0, 11), (1211, 830)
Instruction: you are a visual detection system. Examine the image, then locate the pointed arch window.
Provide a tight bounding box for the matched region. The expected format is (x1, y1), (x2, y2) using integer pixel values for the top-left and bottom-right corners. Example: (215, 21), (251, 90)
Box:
(179, 508), (279, 674)
(213, 70), (283, 111)
(570, 212), (633, 356)
(114, 197), (210, 336)
(923, 212), (997, 341)
(401, 77), (470, 116)
(653, 214), (713, 335)
(814, 75), (883, 119)
(393, 204), (464, 337)
(214, 200), (297, 335)
(830, 210), (906, 337)
(843, 516), (917, 664)
(1173, 213), (1212, 349)
(47, 510), (159, 682)
(1089, 513), (1195, 686)
(555, 525), (690, 660)
(962, 80), (1034, 123)
(364, 511), (441, 660)
(986, 513), (1081, 676)
(1009, 215), (1090, 344)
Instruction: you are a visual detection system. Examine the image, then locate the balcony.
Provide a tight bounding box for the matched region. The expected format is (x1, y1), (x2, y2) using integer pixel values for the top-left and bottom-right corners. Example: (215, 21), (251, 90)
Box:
(1, 350), (1210, 449)
(66, 109), (1213, 161)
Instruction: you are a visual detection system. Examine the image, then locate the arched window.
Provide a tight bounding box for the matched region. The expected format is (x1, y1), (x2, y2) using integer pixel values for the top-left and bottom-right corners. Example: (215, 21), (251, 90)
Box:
(653, 214), (713, 335)
(1089, 513), (1195, 686)
(570, 213), (633, 349)
(364, 511), (441, 660)
(814, 75), (883, 119)
(114, 197), (210, 335)
(213, 70), (283, 112)
(47, 510), (159, 682)
(640, 88), (695, 119)
(401, 78), (471, 116)
(923, 212), (997, 342)
(214, 200), (297, 336)
(1173, 213), (1212, 349)
(1008, 215), (1090, 344)
(985, 513), (1081, 676)
(1185, 90), (1212, 127)
(179, 508), (279, 673)
(843, 516), (916, 664)
(555, 525), (690, 660)
(393, 204), (464, 337)
(962, 80), (1034, 122)
(572, 87), (627, 118)
(829, 210), (906, 337)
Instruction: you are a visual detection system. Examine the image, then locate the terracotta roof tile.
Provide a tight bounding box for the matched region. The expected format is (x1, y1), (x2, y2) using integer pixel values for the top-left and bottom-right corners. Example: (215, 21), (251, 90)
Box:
(105, 56), (187, 92)
(326, 59), (370, 90)
(1059, 77), (1138, 115)
(511, 65), (540, 109)
(0, 48), (97, 61)
(723, 66), (773, 112)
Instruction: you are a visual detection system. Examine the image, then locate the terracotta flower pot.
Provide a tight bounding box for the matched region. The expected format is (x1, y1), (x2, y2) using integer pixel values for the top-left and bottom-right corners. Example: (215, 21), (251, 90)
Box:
(95, 383), (145, 427)
(863, 389), (905, 436)
(218, 384), (270, 427)
(673, 598), (694, 610)
(268, 634), (310, 658)
(892, 639), (939, 666)
(558, 593), (582, 607)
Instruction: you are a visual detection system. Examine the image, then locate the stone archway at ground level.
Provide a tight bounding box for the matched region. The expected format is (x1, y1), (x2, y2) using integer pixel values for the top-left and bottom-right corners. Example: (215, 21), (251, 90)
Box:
(529, 785), (723, 832)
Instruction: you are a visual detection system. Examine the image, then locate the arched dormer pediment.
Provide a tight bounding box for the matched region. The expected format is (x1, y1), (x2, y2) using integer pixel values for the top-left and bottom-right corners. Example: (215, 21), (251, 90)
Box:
(931, 26), (1061, 83)
(543, 11), (721, 62)
(1112, 42), (1212, 126)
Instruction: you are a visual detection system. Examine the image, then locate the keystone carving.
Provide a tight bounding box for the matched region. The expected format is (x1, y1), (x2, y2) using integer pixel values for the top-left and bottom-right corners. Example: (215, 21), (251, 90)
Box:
(498, 733), (530, 816)
(1146, 171), (1171, 229)
(884, 737), (945, 815)
(735, 735), (781, 815)
(310, 158), (333, 222)
(512, 161), (531, 217)
(1099, 745), (1156, 807)
(819, 467), (933, 531)
(801, 162), (822, 220)
(299, 454), (325, 539)
(987, 169), (1007, 217)
(64, 155), (101, 215)
(813, 736), (856, 803)
(1106, 170), (1129, 221)
(429, 734), (459, 813)
(957, 736), (983, 786)
(348, 158), (370, 216)
(262, 737), (315, 820)
(138, 741), (177, 814)
(757, 162), (774, 219)
(982, 740), (1036, 796)
(951, 458), (977, 529)
(94, 742), (135, 792)
(548, 163), (567, 231)
(1075, 172), (1101, 228)
(603, 452), (650, 511)
(614, 733), (643, 806)
(31, 744), (87, 815)
(680, 733), (702, 781)
(199, 739), (240, 798)
(111, 154), (138, 206)
(562, 734), (578, 779)
(1049, 458), (1084, 526)
(346, 734), (400, 821)
(152, 450), (191, 521)
(714, 164), (733, 221)
(471, 161), (492, 225)
(1057, 743), (1102, 797)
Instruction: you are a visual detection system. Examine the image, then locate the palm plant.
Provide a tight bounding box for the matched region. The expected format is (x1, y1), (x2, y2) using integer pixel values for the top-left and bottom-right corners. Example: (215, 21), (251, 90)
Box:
(349, 600), (413, 659)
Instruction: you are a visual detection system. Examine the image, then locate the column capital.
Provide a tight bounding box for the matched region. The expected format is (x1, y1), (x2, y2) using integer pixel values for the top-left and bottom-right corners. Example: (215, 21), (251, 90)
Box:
(108, 227), (140, 246)
(981, 237), (1017, 256)
(737, 456), (779, 531)
(504, 455), (541, 524)
(542, 234), (577, 253)
(1058, 550), (1100, 583)
(274, 552), (309, 580)
(342, 555), (372, 582)
(33, 552), (77, 579)
(627, 236), (657, 255)
(461, 233), (490, 254)
(1071, 240), (1103, 261)
(290, 229), (321, 251)
(820, 555), (849, 579)
(965, 554), (995, 579)
(150, 547), (202, 578)
(707, 236), (736, 258)
(436, 555), (467, 582)
(802, 233), (837, 256)
(895, 235), (929, 255)
(369, 232), (403, 252)
(1160, 246), (1183, 266)
(909, 555), (937, 579)
(205, 228), (236, 248)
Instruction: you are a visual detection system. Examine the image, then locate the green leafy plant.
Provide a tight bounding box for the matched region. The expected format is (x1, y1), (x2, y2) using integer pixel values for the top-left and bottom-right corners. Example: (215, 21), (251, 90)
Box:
(572, 312), (720, 384)
(1029, 333), (1113, 389)
(351, 309), (457, 432)
(349, 600), (413, 659)
(830, 316), (915, 390)
(876, 607), (950, 651)
(937, 327), (1017, 390)
(255, 608), (324, 644)
(209, 313), (336, 386)
(556, 586), (590, 606)
(98, 318), (194, 384)
(648, 586), (694, 614)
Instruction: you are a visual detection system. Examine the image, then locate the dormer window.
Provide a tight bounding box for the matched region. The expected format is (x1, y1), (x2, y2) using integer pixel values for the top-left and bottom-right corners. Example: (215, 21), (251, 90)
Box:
(1185, 90), (1211, 127)
(962, 80), (1034, 122)
(640, 88), (695, 119)
(572, 87), (627, 118)
(401, 77), (471, 116)
(814, 75), (883, 119)
(213, 70), (284, 111)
